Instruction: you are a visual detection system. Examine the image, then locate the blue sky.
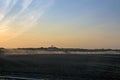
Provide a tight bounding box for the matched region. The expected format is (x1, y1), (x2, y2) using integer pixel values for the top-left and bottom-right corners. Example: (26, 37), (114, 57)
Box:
(44, 0), (120, 26)
(0, 0), (120, 48)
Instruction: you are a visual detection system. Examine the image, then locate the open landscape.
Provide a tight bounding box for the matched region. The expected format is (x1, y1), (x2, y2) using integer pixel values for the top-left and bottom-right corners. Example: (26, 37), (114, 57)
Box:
(0, 49), (120, 80)
(0, 0), (120, 80)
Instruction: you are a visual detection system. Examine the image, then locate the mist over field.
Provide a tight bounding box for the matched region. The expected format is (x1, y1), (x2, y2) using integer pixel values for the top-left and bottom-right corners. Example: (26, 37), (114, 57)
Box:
(0, 48), (120, 79)
(0, 0), (120, 80)
(2, 49), (120, 55)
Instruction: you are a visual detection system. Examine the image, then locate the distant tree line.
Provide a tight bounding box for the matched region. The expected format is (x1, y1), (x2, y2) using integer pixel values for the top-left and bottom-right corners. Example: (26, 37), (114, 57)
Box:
(0, 48), (5, 55)
(17, 47), (120, 52)
(0, 47), (120, 53)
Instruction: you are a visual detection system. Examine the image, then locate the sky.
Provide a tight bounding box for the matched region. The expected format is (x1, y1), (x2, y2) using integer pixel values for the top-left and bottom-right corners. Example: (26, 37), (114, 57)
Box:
(0, 0), (120, 48)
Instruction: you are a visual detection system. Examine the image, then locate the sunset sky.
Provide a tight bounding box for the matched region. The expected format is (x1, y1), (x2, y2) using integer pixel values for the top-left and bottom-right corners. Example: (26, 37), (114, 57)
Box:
(0, 0), (120, 48)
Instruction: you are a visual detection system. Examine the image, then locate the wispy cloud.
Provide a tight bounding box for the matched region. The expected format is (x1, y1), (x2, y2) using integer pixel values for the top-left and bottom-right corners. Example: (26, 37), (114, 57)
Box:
(0, 0), (54, 42)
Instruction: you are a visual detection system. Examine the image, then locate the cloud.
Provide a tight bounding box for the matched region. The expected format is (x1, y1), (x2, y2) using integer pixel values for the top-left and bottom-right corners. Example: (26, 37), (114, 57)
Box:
(0, 0), (54, 42)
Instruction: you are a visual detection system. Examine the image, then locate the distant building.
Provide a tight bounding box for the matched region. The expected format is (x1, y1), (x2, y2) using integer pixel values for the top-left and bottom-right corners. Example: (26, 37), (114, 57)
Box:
(47, 45), (58, 51)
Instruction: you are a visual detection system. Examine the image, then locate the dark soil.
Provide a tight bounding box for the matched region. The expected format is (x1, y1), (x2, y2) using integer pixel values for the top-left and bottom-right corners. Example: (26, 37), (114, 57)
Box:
(0, 54), (120, 80)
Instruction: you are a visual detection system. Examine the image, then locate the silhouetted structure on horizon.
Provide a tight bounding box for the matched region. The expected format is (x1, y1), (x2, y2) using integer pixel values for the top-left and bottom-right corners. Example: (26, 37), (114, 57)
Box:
(0, 46), (120, 52)
(16, 46), (120, 52)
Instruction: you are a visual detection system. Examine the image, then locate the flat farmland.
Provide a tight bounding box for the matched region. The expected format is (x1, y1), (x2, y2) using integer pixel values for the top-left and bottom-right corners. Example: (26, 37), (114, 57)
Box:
(0, 54), (120, 80)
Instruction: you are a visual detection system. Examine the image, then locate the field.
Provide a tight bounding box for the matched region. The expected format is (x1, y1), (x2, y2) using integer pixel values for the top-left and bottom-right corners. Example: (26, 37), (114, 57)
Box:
(0, 53), (120, 80)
